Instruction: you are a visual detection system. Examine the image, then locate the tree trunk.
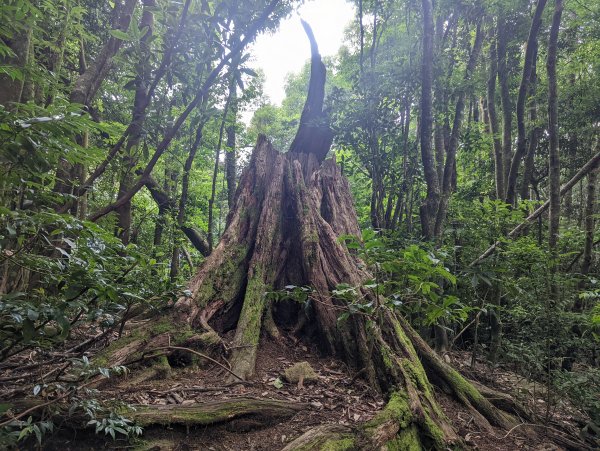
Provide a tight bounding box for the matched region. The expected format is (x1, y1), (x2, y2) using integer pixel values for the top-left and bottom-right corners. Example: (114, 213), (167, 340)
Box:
(487, 25), (505, 200)
(104, 136), (513, 448)
(0, 26), (32, 109)
(419, 0), (439, 240)
(506, 0), (547, 206)
(581, 168), (598, 278)
(497, 20), (512, 193)
(97, 22), (521, 445)
(226, 125), (237, 210)
(208, 88), (234, 251)
(434, 21), (484, 239)
(116, 0), (156, 244)
(547, 0), (563, 259)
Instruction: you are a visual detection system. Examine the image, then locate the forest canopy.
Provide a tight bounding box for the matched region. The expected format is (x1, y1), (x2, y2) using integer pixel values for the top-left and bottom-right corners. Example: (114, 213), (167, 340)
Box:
(0, 0), (599, 449)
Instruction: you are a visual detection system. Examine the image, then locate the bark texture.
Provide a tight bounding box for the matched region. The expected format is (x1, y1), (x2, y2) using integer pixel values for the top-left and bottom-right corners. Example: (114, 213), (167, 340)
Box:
(419, 0), (439, 240)
(547, 0), (563, 254)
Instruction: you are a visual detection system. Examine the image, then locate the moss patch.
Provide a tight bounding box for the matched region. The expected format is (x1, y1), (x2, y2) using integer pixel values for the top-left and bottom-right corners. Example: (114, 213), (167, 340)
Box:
(321, 436), (355, 450)
(364, 391), (412, 433)
(385, 425), (422, 451)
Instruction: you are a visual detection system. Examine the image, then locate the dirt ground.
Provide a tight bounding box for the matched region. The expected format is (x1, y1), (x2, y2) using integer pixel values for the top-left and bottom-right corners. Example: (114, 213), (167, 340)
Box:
(0, 327), (590, 450)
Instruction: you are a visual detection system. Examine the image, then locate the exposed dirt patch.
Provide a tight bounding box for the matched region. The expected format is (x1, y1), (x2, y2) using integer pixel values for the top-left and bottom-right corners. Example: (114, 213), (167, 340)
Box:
(1, 330), (589, 450)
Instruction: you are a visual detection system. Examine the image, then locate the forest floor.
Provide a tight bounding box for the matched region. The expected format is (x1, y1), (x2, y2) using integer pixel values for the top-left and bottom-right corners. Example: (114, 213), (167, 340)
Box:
(0, 325), (587, 450)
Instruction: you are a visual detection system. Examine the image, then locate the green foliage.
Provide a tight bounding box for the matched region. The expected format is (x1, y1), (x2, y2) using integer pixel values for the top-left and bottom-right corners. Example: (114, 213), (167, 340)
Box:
(0, 357), (140, 447)
(0, 209), (168, 359)
(339, 230), (469, 327)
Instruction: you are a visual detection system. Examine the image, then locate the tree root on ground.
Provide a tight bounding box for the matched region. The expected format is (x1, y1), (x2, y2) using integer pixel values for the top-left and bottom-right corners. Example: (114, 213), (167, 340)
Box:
(131, 398), (306, 430)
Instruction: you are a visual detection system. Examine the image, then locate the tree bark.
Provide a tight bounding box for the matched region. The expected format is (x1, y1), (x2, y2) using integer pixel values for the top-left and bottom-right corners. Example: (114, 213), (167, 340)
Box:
(208, 84), (234, 251)
(580, 167), (598, 279)
(226, 125), (237, 210)
(487, 24), (505, 200)
(547, 0), (563, 257)
(0, 26), (32, 108)
(505, 0), (547, 206)
(520, 40), (540, 201)
(419, 0), (439, 240)
(497, 20), (512, 193)
(116, 0), (156, 244)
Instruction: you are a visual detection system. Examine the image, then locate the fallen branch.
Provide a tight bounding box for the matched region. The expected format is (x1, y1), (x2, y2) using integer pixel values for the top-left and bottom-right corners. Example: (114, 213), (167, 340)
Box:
(131, 397), (306, 428)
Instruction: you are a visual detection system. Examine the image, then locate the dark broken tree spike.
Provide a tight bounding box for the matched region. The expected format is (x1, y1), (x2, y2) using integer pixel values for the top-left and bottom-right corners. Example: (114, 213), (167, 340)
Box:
(288, 20), (334, 162)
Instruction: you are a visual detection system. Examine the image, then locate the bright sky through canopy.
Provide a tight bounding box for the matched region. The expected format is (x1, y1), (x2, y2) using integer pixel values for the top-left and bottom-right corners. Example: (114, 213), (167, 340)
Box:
(250, 0), (355, 106)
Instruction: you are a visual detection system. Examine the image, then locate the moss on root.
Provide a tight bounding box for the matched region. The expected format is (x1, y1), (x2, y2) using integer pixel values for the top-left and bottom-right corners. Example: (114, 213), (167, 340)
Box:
(132, 398), (305, 427)
(385, 425), (422, 451)
(364, 391), (412, 433)
(320, 437), (355, 450)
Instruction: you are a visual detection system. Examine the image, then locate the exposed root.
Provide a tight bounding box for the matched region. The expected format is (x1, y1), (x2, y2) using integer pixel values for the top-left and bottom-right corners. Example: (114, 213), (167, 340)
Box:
(282, 424), (354, 450)
(131, 398), (307, 429)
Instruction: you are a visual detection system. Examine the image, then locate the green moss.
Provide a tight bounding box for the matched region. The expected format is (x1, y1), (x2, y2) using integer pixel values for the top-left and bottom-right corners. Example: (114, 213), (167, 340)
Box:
(236, 273), (268, 346)
(320, 436), (355, 450)
(152, 318), (173, 335)
(154, 355), (171, 378)
(364, 391), (412, 432)
(386, 425), (422, 451)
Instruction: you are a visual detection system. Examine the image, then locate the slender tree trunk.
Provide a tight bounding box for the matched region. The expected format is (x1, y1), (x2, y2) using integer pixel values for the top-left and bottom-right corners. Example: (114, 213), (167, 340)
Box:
(580, 167), (598, 279)
(419, 0), (439, 240)
(547, 0), (563, 256)
(487, 25), (504, 200)
(546, 0), (563, 305)
(45, 4), (72, 106)
(208, 83), (235, 251)
(434, 22), (484, 239)
(116, 0), (156, 244)
(521, 41), (540, 201)
(506, 0), (548, 206)
(497, 21), (512, 193)
(226, 125), (237, 210)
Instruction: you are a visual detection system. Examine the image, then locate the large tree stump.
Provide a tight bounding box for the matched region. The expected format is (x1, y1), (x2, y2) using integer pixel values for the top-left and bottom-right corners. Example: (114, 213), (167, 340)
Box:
(149, 136), (512, 448)
(98, 22), (517, 449)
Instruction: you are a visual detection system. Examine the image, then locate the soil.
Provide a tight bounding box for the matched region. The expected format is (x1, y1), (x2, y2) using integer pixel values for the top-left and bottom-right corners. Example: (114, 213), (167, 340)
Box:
(2, 324), (585, 450)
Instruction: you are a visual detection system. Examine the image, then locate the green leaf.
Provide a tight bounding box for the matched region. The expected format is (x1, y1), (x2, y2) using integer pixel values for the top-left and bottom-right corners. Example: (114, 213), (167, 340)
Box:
(109, 29), (132, 41)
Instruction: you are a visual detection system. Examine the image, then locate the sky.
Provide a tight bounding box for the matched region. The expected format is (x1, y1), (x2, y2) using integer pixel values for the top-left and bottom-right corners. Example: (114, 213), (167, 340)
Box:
(249, 0), (355, 106)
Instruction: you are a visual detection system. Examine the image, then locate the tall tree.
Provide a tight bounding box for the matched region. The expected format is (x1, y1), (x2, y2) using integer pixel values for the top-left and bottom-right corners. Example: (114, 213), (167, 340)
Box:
(434, 20), (484, 239)
(419, 0), (439, 240)
(116, 0), (156, 244)
(547, 0), (563, 256)
(487, 23), (505, 200)
(506, 0), (547, 206)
